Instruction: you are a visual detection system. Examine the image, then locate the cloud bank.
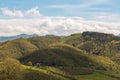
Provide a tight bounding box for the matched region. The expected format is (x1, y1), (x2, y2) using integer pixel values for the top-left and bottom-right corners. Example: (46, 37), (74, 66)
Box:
(0, 7), (120, 36)
(0, 17), (120, 36)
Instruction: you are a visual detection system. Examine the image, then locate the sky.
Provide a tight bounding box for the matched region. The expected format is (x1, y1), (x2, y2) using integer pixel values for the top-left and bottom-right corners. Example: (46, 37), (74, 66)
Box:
(0, 0), (120, 36)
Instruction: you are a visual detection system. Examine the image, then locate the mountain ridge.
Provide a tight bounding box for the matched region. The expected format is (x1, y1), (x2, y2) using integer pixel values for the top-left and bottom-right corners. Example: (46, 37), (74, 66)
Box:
(0, 33), (38, 42)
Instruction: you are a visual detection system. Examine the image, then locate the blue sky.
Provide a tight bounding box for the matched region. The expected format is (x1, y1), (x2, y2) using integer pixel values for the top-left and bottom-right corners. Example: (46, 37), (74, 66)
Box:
(0, 0), (120, 36)
(0, 0), (120, 21)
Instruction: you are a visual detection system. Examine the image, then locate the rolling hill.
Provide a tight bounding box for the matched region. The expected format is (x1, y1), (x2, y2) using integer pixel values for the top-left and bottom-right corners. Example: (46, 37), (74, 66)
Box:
(0, 31), (120, 80)
(0, 38), (38, 59)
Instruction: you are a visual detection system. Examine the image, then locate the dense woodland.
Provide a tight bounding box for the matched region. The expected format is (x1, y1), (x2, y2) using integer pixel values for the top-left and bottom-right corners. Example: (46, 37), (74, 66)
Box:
(0, 31), (120, 80)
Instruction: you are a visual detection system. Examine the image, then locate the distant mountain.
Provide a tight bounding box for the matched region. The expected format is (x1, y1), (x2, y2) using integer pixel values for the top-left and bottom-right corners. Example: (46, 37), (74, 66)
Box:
(46, 34), (66, 38)
(0, 34), (38, 42)
(118, 34), (120, 36)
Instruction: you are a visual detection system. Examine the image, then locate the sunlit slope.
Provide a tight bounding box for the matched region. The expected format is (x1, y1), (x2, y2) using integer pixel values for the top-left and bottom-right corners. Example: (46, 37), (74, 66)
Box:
(28, 36), (60, 49)
(0, 38), (38, 58)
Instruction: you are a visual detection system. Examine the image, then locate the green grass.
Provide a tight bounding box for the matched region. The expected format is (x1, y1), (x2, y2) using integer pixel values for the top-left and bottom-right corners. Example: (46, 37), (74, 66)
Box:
(22, 65), (120, 80)
(61, 33), (83, 46)
(21, 65), (48, 73)
(95, 70), (120, 79)
(75, 70), (120, 80)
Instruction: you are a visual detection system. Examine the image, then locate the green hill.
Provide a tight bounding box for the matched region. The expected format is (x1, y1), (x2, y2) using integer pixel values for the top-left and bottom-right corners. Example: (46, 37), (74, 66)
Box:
(0, 38), (38, 59)
(61, 33), (83, 47)
(20, 44), (93, 67)
(82, 31), (120, 43)
(20, 44), (119, 72)
(62, 32), (120, 64)
(0, 36), (60, 59)
(28, 36), (60, 49)
(0, 31), (120, 80)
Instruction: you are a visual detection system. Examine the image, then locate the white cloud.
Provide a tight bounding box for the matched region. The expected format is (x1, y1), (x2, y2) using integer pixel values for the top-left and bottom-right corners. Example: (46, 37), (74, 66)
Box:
(1, 7), (42, 18)
(25, 7), (42, 17)
(1, 8), (24, 18)
(0, 17), (120, 36)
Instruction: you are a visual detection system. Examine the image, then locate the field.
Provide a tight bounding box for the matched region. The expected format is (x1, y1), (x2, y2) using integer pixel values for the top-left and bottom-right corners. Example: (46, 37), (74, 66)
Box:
(75, 70), (120, 80)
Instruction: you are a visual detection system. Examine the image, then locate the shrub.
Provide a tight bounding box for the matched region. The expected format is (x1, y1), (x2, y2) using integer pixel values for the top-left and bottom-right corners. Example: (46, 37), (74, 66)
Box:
(0, 58), (22, 80)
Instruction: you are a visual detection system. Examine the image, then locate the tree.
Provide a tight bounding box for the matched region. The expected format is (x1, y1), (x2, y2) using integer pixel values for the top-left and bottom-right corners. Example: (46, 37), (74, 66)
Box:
(27, 61), (33, 66)
(0, 58), (22, 80)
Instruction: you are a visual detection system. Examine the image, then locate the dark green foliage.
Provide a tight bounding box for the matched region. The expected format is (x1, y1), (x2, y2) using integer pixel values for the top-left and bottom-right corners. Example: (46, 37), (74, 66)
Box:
(105, 41), (120, 64)
(105, 41), (120, 57)
(77, 41), (104, 55)
(19, 44), (95, 67)
(59, 67), (93, 75)
(82, 31), (120, 43)
(112, 54), (120, 65)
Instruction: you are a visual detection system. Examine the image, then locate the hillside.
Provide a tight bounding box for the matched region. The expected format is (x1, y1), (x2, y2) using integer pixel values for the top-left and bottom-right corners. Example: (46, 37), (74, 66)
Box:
(20, 43), (120, 72)
(61, 33), (83, 46)
(62, 31), (120, 46)
(0, 36), (60, 59)
(62, 32), (120, 64)
(0, 38), (38, 59)
(28, 36), (60, 49)
(0, 31), (120, 80)
(22, 65), (120, 80)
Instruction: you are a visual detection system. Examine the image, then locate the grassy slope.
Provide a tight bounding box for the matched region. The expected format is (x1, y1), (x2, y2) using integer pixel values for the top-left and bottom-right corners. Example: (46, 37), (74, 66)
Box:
(75, 70), (120, 80)
(0, 32), (120, 80)
(62, 32), (120, 67)
(20, 43), (119, 72)
(0, 38), (38, 58)
(0, 36), (60, 59)
(28, 36), (60, 49)
(61, 33), (83, 46)
(21, 65), (72, 80)
(22, 65), (120, 80)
